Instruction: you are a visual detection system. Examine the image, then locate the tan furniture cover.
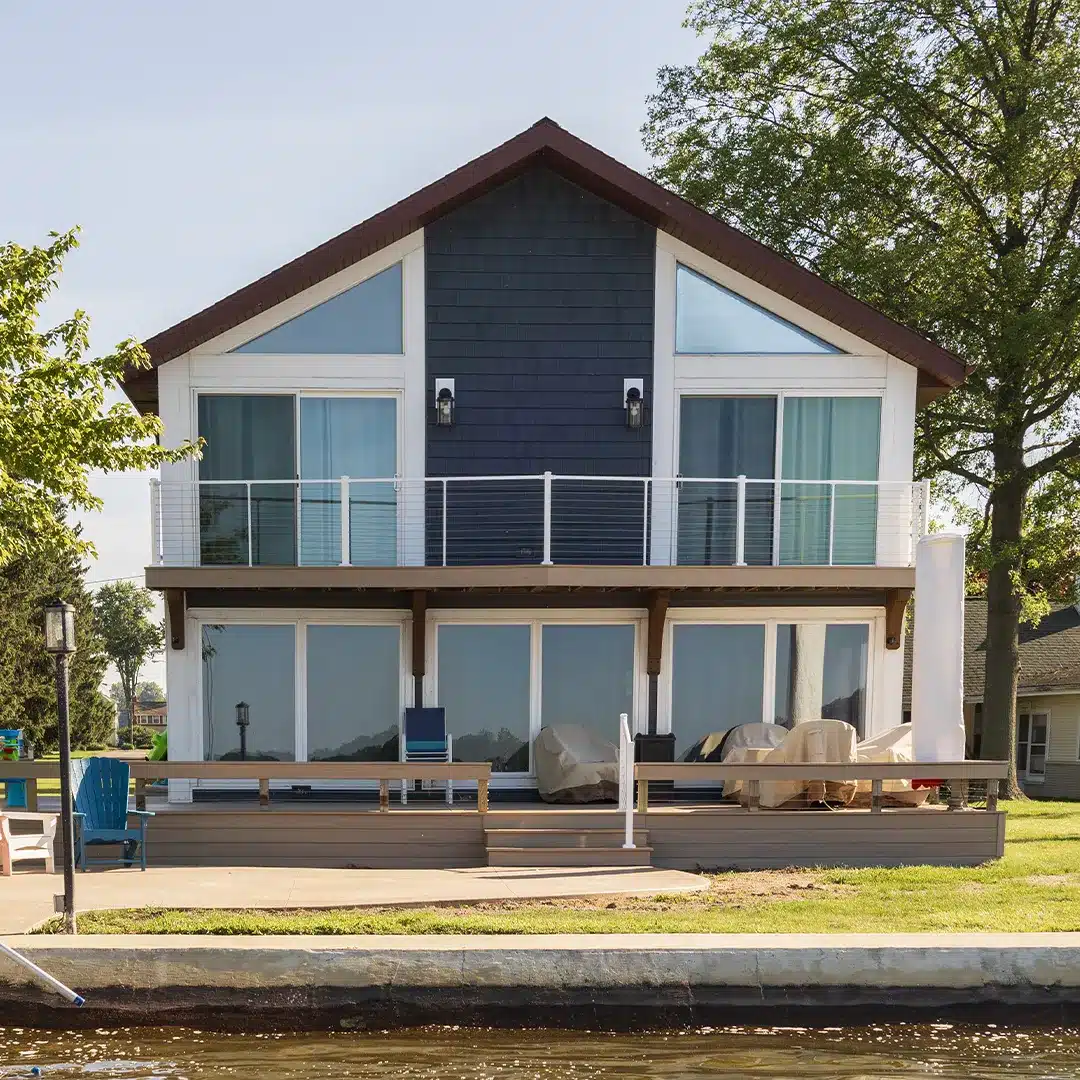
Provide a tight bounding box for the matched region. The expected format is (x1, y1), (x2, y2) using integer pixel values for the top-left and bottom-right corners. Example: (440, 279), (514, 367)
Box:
(759, 719), (859, 808)
(533, 724), (619, 803)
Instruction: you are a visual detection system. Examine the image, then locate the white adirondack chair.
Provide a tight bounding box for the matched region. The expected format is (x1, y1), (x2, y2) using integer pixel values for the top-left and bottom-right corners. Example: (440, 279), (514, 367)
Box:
(0, 812), (58, 875)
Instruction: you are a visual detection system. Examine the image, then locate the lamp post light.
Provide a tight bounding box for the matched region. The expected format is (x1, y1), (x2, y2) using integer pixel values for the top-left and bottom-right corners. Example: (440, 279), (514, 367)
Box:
(235, 701), (250, 761)
(44, 600), (77, 935)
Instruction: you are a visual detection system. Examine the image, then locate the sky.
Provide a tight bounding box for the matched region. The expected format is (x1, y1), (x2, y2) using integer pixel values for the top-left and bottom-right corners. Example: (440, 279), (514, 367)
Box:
(1, 1), (702, 690)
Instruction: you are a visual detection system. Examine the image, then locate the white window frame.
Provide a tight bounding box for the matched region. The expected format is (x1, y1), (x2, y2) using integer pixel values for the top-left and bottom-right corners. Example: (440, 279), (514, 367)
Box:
(191, 608), (410, 792)
(424, 609), (648, 788)
(660, 606), (883, 739)
(1017, 706), (1050, 784)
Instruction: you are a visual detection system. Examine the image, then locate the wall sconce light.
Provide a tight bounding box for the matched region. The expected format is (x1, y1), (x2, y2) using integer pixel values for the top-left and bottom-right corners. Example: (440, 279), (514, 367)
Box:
(624, 378), (645, 430)
(434, 378), (455, 427)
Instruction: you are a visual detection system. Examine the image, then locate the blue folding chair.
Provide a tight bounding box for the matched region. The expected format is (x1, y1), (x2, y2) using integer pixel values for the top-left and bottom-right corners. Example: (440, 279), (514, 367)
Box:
(401, 707), (453, 805)
(71, 758), (154, 870)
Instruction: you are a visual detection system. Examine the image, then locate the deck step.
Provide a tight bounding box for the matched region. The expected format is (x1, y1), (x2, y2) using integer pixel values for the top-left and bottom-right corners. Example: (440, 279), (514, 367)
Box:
(485, 828), (648, 849)
(486, 845), (653, 868)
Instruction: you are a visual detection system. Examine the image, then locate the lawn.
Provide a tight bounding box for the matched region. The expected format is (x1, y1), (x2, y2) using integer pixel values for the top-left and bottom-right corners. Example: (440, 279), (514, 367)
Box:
(37, 799), (1080, 935)
(27, 751), (138, 797)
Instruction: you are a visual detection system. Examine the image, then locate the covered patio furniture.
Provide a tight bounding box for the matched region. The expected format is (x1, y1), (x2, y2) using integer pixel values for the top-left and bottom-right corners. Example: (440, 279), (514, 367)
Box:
(854, 725), (931, 807)
(759, 719), (859, 808)
(534, 724), (619, 803)
(71, 757), (153, 870)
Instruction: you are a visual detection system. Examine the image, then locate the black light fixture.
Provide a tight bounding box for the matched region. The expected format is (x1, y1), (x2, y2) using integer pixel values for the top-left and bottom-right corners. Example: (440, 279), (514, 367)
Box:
(235, 701), (250, 761)
(434, 379), (455, 427)
(624, 379), (645, 430)
(44, 600), (77, 934)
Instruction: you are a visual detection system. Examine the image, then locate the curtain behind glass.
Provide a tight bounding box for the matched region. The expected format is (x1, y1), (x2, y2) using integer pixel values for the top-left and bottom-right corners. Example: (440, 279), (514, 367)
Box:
(677, 396), (776, 565)
(198, 395), (296, 565)
(780, 397), (880, 564)
(299, 397), (397, 565)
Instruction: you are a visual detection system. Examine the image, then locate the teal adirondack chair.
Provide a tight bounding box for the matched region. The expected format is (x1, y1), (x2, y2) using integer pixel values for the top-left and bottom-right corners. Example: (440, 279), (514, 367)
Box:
(71, 758), (154, 870)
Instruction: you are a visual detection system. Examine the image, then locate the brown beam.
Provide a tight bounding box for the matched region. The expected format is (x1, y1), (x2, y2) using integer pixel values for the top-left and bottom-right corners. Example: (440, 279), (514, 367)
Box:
(884, 588), (912, 650)
(165, 589), (185, 650)
(411, 590), (427, 703)
(645, 589), (670, 736)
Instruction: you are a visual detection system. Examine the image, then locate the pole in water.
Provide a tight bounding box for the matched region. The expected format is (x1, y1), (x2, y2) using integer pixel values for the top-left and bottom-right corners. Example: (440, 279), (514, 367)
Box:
(0, 942), (84, 1005)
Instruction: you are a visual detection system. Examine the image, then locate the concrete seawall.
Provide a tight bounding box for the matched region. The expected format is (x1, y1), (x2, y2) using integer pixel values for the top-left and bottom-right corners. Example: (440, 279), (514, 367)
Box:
(2, 934), (1080, 1029)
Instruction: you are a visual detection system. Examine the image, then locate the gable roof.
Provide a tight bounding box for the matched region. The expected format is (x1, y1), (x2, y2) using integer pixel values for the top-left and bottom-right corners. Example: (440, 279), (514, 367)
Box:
(123, 117), (968, 413)
(904, 598), (1080, 702)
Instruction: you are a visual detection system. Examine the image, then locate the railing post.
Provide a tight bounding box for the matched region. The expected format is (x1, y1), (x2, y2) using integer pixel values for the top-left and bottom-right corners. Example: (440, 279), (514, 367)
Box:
(441, 479), (448, 568)
(542, 471), (554, 566)
(772, 480), (782, 566)
(339, 476), (351, 567)
(246, 482), (253, 567)
(619, 713), (635, 849)
(149, 479), (162, 565)
(828, 481), (837, 566)
(735, 474), (747, 566)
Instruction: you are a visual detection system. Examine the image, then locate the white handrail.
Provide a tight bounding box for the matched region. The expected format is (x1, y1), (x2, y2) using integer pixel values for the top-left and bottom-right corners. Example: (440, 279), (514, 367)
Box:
(618, 712), (635, 849)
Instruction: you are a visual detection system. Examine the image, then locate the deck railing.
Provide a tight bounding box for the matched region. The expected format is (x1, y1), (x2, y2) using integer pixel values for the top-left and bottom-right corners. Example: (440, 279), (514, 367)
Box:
(150, 475), (929, 569)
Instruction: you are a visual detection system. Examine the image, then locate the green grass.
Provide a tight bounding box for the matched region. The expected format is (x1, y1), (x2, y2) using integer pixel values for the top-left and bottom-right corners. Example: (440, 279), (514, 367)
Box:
(35, 799), (1080, 936)
(27, 751), (137, 797)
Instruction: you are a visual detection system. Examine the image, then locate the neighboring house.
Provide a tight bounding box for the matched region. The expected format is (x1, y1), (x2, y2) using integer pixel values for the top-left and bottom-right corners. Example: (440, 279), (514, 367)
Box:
(125, 118), (967, 801)
(133, 703), (168, 731)
(906, 599), (1080, 797)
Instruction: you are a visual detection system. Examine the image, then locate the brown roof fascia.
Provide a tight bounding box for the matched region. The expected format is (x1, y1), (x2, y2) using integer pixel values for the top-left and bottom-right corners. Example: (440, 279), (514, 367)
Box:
(125, 117), (967, 413)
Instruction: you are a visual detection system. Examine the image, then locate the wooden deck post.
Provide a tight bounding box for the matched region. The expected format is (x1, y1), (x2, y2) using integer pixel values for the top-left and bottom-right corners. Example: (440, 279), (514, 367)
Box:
(636, 776), (649, 813)
(135, 777), (147, 812)
(378, 778), (390, 812)
(746, 780), (760, 812)
(870, 778), (882, 813)
(986, 778), (998, 813)
(25, 778), (38, 812)
(645, 589), (669, 736)
(258, 778), (270, 808)
(478, 779), (489, 814)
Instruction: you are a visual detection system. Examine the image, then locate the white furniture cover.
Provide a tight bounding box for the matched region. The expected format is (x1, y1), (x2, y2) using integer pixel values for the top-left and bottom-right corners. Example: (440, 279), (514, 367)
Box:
(718, 723), (789, 797)
(759, 718), (858, 808)
(534, 724), (619, 803)
(855, 724), (930, 806)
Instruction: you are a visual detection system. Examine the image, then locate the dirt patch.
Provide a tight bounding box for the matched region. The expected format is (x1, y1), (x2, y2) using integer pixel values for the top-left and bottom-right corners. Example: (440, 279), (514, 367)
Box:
(1025, 874), (1080, 887)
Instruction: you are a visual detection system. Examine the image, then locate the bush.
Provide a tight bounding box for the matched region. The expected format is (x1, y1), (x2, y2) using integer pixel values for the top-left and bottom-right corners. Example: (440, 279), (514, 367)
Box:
(129, 725), (156, 750)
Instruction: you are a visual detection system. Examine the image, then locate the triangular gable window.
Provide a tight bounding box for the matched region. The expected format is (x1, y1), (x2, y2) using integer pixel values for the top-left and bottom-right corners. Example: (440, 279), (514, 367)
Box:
(231, 262), (403, 354)
(675, 264), (841, 354)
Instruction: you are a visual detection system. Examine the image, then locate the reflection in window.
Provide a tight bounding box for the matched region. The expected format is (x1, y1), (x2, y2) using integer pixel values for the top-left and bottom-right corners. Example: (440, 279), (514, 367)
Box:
(671, 624), (766, 760)
(232, 262), (403, 354)
(202, 624), (295, 761)
(307, 626), (400, 761)
(299, 397), (397, 566)
(541, 625), (634, 747)
(774, 623), (869, 735)
(675, 265), (840, 354)
(438, 625), (531, 772)
(780, 397), (881, 565)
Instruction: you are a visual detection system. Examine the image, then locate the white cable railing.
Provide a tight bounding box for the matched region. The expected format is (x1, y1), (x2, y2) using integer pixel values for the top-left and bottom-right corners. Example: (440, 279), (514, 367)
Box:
(149, 474), (928, 569)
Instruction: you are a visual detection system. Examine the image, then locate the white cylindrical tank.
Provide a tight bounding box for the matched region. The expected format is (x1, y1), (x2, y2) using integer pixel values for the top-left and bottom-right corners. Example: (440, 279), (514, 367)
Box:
(911, 532), (967, 761)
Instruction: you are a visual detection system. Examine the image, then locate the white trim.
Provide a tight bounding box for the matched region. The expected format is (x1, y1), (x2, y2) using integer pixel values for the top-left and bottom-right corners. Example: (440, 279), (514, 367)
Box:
(191, 232), (422, 356)
(1017, 706), (1051, 783)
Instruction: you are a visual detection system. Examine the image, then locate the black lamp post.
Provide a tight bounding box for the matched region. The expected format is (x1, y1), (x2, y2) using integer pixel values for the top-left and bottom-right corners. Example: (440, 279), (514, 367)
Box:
(235, 701), (250, 761)
(44, 600), (77, 935)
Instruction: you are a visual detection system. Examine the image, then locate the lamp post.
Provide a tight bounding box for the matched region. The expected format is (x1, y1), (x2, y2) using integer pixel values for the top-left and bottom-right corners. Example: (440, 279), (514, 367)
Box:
(44, 600), (77, 935)
(235, 701), (250, 761)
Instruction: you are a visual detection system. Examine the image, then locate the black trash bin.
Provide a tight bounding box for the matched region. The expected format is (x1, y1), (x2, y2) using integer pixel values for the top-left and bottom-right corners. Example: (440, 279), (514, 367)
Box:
(634, 732), (676, 793)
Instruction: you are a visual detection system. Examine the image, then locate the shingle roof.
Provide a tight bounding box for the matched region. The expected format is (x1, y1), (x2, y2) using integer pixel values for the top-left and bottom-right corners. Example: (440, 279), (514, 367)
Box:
(904, 598), (1080, 702)
(123, 117), (967, 414)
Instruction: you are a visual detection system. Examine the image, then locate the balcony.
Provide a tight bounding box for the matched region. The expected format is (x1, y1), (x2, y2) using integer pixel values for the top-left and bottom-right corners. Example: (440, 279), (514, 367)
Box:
(150, 475), (928, 570)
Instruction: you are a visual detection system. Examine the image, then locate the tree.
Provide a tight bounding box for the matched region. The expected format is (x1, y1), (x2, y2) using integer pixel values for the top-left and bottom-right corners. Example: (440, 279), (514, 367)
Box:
(645, 0), (1080, 794)
(0, 229), (198, 566)
(0, 531), (115, 752)
(93, 582), (163, 750)
(109, 680), (165, 711)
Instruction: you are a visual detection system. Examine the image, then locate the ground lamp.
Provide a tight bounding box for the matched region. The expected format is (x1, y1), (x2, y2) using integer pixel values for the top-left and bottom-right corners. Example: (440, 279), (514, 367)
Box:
(235, 701), (250, 761)
(44, 600), (77, 934)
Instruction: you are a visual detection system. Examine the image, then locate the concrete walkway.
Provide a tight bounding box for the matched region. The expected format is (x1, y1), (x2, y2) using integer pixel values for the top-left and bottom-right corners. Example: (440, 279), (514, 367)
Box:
(0, 864), (708, 933)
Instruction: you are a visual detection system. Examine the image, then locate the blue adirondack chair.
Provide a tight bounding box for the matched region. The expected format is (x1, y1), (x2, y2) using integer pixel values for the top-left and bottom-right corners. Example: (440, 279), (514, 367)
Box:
(70, 757), (154, 870)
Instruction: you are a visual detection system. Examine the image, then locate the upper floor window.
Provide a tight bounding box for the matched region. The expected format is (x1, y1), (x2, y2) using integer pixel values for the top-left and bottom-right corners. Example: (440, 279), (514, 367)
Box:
(675, 264), (841, 354)
(231, 262), (403, 354)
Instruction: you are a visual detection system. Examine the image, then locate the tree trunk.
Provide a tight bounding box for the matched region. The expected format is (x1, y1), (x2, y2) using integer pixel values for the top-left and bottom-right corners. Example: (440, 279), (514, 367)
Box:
(981, 467), (1025, 798)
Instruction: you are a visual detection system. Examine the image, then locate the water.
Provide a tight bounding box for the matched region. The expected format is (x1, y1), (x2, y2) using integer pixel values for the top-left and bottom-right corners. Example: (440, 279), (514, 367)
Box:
(2, 1026), (1080, 1080)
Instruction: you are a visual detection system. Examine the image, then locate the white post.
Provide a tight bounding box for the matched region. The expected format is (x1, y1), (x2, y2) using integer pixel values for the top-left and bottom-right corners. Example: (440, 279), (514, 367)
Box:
(246, 481), (253, 567)
(911, 532), (967, 761)
(641, 478), (650, 566)
(441, 479), (449, 568)
(735, 474), (747, 566)
(149, 479), (162, 566)
(827, 481), (837, 565)
(339, 476), (351, 567)
(619, 712), (635, 849)
(542, 471), (554, 566)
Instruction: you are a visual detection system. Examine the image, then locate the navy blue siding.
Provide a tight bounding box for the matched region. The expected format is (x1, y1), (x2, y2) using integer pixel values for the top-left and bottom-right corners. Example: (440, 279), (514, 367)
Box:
(425, 166), (655, 564)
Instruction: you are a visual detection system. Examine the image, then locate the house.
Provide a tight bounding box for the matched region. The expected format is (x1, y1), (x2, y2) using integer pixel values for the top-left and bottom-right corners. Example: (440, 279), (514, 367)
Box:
(126, 118), (968, 807)
(906, 599), (1080, 797)
(133, 703), (168, 731)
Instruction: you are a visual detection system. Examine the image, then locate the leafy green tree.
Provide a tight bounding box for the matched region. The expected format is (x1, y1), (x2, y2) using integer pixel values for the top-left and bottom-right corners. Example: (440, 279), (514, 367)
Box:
(108, 680), (165, 711)
(93, 582), (163, 750)
(0, 228), (197, 566)
(0, 534), (114, 752)
(645, 0), (1080, 793)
